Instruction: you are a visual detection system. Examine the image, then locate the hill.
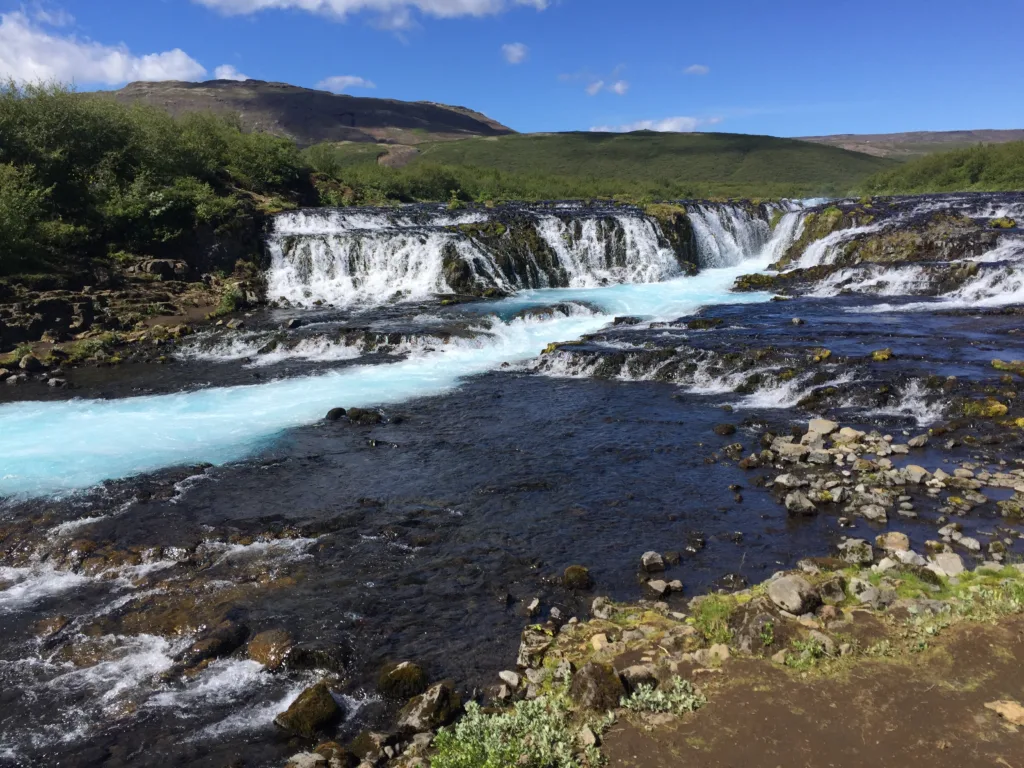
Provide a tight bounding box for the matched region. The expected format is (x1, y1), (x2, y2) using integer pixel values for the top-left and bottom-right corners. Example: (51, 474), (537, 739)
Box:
(103, 80), (515, 147)
(395, 131), (898, 198)
(861, 141), (1024, 194)
(800, 129), (1024, 159)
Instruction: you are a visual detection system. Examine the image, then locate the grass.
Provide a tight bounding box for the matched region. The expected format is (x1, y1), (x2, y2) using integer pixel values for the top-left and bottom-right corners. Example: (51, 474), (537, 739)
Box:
(410, 131), (897, 199)
(691, 594), (736, 645)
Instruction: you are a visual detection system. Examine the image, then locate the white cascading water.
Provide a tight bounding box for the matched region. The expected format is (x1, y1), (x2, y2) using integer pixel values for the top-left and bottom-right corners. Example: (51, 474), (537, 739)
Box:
(266, 207), (690, 308)
(688, 203), (782, 268)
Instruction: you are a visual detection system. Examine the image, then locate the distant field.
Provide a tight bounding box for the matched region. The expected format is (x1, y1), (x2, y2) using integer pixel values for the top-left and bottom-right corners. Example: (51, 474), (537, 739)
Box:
(801, 129), (1024, 159)
(397, 132), (897, 198)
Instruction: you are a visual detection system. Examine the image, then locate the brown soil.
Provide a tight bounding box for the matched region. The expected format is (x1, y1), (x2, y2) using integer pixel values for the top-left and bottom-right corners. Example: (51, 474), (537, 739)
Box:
(603, 617), (1024, 768)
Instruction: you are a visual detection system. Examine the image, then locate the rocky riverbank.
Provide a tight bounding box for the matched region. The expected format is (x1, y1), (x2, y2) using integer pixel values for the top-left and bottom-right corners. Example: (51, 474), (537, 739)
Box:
(275, 468), (1024, 768)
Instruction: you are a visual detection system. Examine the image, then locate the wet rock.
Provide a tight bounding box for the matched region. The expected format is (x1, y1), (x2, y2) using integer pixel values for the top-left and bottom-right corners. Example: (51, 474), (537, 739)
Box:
(774, 474), (808, 489)
(346, 408), (383, 426)
(285, 752), (327, 768)
(767, 575), (820, 615)
(248, 629), (294, 671)
(563, 565), (593, 590)
(275, 681), (342, 738)
(349, 731), (396, 764)
(858, 504), (888, 523)
(876, 532), (910, 553)
(908, 435), (930, 448)
(177, 619), (248, 667)
(569, 661), (626, 712)
(837, 538), (875, 565)
(713, 424), (737, 436)
(776, 443), (810, 461)
(646, 579), (669, 598)
(19, 354), (44, 372)
(325, 408), (347, 421)
(285, 641), (350, 674)
(498, 670), (521, 689)
(785, 491), (817, 516)
(641, 551), (665, 573)
(397, 681), (462, 733)
(378, 661), (428, 699)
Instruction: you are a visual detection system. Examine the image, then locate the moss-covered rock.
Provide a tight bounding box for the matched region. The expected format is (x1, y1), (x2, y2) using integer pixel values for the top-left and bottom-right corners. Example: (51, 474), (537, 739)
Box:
(563, 565), (594, 590)
(378, 661), (429, 700)
(569, 661), (626, 712)
(397, 680), (462, 733)
(871, 348), (893, 362)
(275, 681), (342, 738)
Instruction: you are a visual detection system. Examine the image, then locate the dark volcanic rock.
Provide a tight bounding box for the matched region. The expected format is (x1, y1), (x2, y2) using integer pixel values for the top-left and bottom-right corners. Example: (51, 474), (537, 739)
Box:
(274, 681), (342, 738)
(378, 661), (429, 700)
(570, 661), (626, 712)
(397, 680), (462, 733)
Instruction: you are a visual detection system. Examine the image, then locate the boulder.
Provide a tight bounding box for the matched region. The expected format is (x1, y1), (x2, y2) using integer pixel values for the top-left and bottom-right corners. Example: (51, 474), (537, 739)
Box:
(591, 596), (614, 620)
(19, 354), (44, 372)
(908, 435), (929, 448)
(275, 682), (342, 738)
(516, 626), (552, 669)
(285, 641), (350, 674)
(397, 681), (462, 733)
(875, 532), (910, 553)
(837, 539), (875, 565)
(563, 565), (593, 590)
(646, 580), (669, 598)
(248, 629), (294, 671)
(713, 423), (737, 436)
(929, 552), (965, 578)
(777, 443), (810, 461)
(785, 491), (817, 516)
(904, 465), (930, 484)
(378, 661), (428, 699)
(346, 408), (383, 426)
(808, 419), (838, 436)
(177, 620), (248, 668)
(325, 408), (347, 421)
(617, 663), (658, 693)
(640, 551), (665, 573)
(767, 575), (820, 615)
(858, 504), (888, 523)
(569, 662), (625, 712)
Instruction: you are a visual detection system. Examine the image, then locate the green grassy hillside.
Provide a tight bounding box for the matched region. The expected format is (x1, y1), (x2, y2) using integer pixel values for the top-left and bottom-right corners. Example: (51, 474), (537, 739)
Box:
(862, 141), (1024, 194)
(402, 131), (898, 198)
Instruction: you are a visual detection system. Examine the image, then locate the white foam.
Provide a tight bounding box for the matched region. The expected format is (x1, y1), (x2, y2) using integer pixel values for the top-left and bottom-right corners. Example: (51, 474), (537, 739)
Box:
(0, 564), (92, 614)
(863, 381), (946, 425)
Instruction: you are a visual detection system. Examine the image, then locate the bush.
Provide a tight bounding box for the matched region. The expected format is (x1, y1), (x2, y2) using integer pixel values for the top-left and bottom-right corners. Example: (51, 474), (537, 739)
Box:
(432, 698), (591, 768)
(620, 677), (706, 716)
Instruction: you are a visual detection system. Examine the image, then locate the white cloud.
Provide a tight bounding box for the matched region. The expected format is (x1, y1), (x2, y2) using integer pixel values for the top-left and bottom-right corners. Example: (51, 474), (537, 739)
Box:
(316, 74), (376, 93)
(584, 78), (628, 97)
(502, 42), (528, 64)
(590, 116), (722, 133)
(32, 5), (75, 27)
(193, 0), (547, 27)
(0, 11), (207, 85)
(684, 64), (709, 75)
(214, 64), (250, 80)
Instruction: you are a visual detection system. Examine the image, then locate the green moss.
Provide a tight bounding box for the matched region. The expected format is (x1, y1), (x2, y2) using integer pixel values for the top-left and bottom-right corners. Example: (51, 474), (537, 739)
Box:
(871, 348), (893, 362)
(992, 359), (1024, 376)
(963, 398), (1009, 418)
(991, 217), (1017, 229)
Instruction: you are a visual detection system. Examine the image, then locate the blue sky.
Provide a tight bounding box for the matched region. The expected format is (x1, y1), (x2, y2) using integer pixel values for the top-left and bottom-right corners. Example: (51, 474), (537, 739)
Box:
(1, 0), (1021, 137)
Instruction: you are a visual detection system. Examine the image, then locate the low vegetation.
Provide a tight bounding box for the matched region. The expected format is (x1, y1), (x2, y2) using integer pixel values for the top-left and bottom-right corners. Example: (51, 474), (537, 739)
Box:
(862, 141), (1024, 194)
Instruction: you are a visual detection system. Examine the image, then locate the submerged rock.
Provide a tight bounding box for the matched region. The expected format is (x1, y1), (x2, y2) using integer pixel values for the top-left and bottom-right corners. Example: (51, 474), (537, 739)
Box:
(248, 628), (294, 671)
(563, 564), (593, 590)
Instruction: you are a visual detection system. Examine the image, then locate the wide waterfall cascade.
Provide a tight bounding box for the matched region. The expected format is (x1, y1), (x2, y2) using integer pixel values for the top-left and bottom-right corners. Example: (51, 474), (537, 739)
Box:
(265, 203), (790, 309)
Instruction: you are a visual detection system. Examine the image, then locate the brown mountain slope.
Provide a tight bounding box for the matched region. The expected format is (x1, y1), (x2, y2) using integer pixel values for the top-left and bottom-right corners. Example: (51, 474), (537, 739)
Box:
(799, 129), (1024, 158)
(103, 80), (515, 146)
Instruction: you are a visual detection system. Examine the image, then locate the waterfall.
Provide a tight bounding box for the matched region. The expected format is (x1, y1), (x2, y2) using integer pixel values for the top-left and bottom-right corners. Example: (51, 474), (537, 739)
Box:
(265, 203), (787, 309)
(688, 203), (776, 268)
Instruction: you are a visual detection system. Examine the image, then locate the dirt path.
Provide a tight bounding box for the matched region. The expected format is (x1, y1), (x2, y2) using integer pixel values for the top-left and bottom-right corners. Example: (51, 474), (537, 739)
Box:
(603, 618), (1024, 768)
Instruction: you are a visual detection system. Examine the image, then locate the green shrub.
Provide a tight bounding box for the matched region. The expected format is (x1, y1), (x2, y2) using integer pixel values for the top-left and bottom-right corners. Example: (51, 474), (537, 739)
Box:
(620, 677), (706, 716)
(432, 698), (591, 768)
(692, 595), (735, 645)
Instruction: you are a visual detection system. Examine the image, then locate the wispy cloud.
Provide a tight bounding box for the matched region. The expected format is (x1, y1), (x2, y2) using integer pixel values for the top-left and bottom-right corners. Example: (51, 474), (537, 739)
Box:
(502, 42), (528, 64)
(590, 115), (722, 133)
(0, 10), (206, 85)
(316, 74), (376, 93)
(193, 0), (548, 28)
(684, 64), (709, 75)
(214, 64), (249, 81)
(608, 80), (629, 95)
